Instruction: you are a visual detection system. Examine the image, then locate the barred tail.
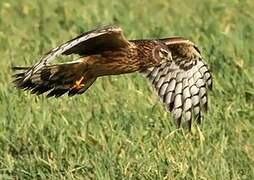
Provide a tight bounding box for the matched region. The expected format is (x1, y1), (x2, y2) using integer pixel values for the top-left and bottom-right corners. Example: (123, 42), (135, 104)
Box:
(12, 61), (96, 97)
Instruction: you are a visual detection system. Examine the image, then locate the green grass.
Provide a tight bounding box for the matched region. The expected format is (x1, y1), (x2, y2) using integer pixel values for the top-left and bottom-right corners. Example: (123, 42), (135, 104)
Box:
(0, 0), (254, 179)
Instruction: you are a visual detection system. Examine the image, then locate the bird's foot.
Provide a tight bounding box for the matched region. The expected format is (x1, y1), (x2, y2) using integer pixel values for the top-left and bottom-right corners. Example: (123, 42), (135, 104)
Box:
(73, 76), (85, 89)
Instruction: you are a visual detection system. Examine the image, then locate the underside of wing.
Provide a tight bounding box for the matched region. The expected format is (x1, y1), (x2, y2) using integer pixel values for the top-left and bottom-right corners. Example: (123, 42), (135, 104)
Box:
(144, 39), (212, 129)
(22, 25), (131, 81)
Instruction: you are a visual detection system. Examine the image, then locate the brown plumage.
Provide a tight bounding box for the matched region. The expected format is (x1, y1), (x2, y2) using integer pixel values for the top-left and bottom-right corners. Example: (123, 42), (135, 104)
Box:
(12, 25), (212, 129)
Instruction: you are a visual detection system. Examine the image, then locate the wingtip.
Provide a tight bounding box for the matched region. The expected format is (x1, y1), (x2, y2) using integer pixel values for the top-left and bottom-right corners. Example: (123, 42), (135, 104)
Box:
(11, 66), (30, 70)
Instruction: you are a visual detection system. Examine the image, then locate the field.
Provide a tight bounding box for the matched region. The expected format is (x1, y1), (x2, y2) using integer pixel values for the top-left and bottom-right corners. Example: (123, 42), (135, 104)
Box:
(0, 0), (254, 179)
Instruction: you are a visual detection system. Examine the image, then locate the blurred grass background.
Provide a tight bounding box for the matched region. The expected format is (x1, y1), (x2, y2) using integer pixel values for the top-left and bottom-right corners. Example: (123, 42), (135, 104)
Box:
(0, 0), (254, 179)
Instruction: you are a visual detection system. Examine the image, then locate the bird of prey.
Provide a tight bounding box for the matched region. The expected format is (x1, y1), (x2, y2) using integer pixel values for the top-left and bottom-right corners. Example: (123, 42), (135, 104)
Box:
(12, 25), (212, 129)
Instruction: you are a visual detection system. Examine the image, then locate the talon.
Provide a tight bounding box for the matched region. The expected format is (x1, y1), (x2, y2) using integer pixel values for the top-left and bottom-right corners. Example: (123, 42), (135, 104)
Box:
(73, 76), (85, 89)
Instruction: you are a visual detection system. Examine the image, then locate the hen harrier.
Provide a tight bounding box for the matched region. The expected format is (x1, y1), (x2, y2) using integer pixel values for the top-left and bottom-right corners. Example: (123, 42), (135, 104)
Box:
(12, 25), (212, 129)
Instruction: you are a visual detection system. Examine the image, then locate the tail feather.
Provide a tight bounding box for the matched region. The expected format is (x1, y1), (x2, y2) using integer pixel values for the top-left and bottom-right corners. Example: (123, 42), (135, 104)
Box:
(12, 62), (96, 97)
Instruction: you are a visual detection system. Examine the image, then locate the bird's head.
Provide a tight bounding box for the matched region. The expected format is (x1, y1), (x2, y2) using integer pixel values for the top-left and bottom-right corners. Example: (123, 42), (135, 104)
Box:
(159, 47), (172, 62)
(153, 44), (172, 64)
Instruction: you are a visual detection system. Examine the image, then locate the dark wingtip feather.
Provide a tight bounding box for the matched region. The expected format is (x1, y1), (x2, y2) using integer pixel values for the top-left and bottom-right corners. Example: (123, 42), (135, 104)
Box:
(188, 119), (192, 131)
(12, 72), (25, 78)
(54, 89), (69, 98)
(208, 80), (213, 90)
(12, 66), (30, 70)
(12, 66), (30, 89)
(46, 88), (68, 98)
(196, 112), (202, 124)
(35, 85), (53, 95)
(176, 117), (181, 129)
(68, 88), (79, 97)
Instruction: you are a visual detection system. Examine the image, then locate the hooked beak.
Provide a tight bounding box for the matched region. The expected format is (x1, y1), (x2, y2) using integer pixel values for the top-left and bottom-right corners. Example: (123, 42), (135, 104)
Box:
(167, 51), (173, 62)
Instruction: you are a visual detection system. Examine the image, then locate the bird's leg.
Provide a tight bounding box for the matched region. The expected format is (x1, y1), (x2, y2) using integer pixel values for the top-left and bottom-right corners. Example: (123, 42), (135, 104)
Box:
(73, 76), (85, 89)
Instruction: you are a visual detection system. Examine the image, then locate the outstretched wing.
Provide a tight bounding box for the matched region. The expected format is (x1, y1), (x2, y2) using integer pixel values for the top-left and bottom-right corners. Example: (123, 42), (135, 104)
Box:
(22, 25), (131, 81)
(144, 37), (212, 129)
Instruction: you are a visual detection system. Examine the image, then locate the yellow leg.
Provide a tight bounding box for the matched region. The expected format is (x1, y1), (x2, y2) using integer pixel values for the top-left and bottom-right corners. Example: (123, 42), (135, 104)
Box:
(73, 76), (85, 89)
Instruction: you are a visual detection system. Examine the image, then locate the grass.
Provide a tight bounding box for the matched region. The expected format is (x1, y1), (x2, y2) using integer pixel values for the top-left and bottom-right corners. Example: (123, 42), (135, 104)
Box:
(0, 0), (254, 179)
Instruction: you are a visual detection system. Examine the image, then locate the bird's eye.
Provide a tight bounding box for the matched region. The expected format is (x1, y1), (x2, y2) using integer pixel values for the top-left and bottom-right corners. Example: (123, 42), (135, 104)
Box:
(159, 48), (169, 58)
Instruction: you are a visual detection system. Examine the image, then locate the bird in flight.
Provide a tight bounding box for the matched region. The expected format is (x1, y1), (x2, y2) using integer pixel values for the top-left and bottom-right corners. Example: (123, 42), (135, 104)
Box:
(12, 25), (212, 129)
